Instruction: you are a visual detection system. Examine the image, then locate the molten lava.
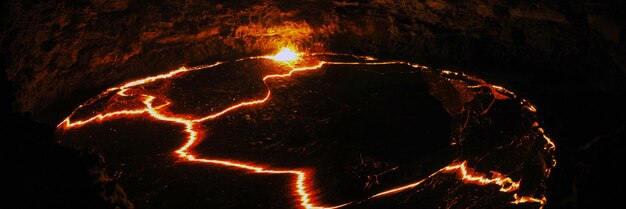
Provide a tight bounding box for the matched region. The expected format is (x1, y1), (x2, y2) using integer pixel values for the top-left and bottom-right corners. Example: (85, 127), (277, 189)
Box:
(57, 48), (554, 209)
(270, 47), (300, 62)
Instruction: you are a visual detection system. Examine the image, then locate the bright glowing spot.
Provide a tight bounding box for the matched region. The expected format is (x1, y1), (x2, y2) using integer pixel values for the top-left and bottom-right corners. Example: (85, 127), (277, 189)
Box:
(271, 47), (300, 62)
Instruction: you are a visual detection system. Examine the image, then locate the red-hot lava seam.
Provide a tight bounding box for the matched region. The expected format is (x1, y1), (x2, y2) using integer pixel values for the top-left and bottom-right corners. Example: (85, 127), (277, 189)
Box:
(58, 49), (552, 208)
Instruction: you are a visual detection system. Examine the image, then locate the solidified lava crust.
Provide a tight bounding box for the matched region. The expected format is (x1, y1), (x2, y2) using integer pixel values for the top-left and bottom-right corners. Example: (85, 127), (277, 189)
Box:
(56, 51), (555, 209)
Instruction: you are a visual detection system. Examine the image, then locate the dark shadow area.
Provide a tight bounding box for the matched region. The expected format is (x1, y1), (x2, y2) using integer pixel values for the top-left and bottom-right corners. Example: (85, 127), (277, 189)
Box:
(5, 66), (133, 209)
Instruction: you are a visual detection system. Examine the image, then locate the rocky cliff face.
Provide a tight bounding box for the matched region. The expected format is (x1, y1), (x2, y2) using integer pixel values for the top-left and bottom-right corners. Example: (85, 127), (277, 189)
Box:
(2, 0), (623, 120)
(3, 0), (624, 208)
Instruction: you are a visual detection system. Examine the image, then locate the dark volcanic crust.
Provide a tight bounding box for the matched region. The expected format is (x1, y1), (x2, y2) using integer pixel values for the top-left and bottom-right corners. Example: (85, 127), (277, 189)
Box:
(57, 55), (552, 209)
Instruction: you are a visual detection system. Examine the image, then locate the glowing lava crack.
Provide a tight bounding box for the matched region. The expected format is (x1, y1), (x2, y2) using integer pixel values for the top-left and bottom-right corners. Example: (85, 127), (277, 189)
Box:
(58, 48), (554, 209)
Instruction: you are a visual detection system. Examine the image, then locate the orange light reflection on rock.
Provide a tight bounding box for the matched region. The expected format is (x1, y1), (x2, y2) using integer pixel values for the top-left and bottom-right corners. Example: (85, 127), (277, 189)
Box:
(512, 193), (547, 207)
(442, 161), (520, 192)
(368, 161), (530, 202)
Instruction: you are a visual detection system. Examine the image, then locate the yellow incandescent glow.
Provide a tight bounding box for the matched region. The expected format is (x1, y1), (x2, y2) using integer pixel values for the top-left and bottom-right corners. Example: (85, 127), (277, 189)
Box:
(271, 47), (300, 62)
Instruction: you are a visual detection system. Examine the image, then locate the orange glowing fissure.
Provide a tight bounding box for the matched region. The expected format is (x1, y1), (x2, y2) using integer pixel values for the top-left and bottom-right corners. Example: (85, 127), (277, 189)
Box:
(58, 47), (551, 208)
